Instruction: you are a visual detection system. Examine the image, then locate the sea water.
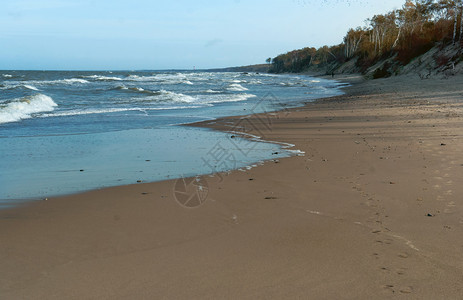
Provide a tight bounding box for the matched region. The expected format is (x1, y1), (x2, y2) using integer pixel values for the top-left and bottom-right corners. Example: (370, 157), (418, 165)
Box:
(0, 71), (344, 206)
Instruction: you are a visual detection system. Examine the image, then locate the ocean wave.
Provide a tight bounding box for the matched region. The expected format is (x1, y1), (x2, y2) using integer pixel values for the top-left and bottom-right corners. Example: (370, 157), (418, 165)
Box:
(61, 78), (89, 84)
(2, 74), (13, 78)
(113, 89), (196, 104)
(126, 74), (193, 85)
(114, 91), (253, 105)
(279, 82), (307, 87)
(34, 78), (90, 85)
(115, 85), (153, 94)
(41, 105), (203, 118)
(23, 85), (40, 91)
(226, 83), (248, 92)
(29, 78), (90, 85)
(249, 80), (263, 84)
(0, 94), (58, 124)
(197, 93), (256, 104)
(0, 84), (40, 91)
(83, 75), (122, 81)
(1, 79), (88, 88)
(42, 107), (148, 117)
(156, 90), (195, 103)
(114, 86), (192, 99)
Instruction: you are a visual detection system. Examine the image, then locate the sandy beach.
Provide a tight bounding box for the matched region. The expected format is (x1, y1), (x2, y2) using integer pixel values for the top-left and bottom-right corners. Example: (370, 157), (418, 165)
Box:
(1, 74), (462, 299)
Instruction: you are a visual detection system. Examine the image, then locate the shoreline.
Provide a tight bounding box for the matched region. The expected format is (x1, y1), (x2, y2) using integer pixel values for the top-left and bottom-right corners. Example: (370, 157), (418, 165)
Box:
(1, 73), (462, 298)
(0, 72), (344, 205)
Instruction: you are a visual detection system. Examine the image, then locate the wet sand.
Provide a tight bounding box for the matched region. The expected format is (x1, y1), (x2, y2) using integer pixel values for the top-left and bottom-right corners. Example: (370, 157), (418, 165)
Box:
(1, 74), (463, 299)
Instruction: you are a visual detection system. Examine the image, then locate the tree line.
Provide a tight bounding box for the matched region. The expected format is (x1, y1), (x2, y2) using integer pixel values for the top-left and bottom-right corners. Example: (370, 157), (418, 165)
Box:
(268, 0), (463, 74)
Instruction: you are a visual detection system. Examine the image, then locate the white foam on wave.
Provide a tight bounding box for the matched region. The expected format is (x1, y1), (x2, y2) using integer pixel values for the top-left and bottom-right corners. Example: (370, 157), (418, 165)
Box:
(133, 87), (145, 92)
(119, 89), (255, 106)
(62, 78), (89, 84)
(0, 94), (58, 124)
(227, 83), (248, 92)
(41, 105), (203, 118)
(116, 85), (153, 94)
(84, 75), (122, 81)
(23, 85), (40, 91)
(116, 90), (254, 106)
(126, 75), (153, 81)
(0, 83), (40, 91)
(34, 78), (89, 85)
(197, 93), (256, 104)
(43, 107), (148, 117)
(126, 74), (194, 85)
(114, 88), (196, 103)
(2, 74), (13, 78)
(0, 79), (88, 88)
(249, 80), (262, 84)
(157, 90), (195, 103)
(204, 89), (221, 93)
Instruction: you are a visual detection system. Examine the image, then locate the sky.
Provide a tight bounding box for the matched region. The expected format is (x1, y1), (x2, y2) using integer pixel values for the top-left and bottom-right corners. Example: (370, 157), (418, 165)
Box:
(0, 0), (406, 70)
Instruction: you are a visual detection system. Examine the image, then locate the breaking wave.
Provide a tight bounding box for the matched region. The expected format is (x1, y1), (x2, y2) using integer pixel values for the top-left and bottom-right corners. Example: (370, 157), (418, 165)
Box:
(41, 105), (204, 118)
(83, 75), (122, 81)
(0, 94), (58, 124)
(226, 83), (248, 92)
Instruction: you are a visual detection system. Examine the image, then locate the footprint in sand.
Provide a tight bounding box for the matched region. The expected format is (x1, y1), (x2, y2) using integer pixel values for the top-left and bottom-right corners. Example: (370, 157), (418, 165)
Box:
(383, 284), (395, 292)
(445, 180), (453, 186)
(396, 268), (407, 275)
(400, 286), (413, 294)
(433, 184), (441, 190)
(376, 238), (393, 245)
(398, 252), (409, 258)
(380, 266), (390, 272)
(445, 190), (453, 196)
(447, 201), (456, 207)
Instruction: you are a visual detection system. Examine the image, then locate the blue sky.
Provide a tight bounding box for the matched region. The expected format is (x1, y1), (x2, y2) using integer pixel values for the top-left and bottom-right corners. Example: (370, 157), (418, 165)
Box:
(1, 0), (405, 70)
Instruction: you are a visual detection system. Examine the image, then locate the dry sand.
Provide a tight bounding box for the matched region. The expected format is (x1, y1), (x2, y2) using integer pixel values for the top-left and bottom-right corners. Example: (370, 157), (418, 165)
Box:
(1, 74), (463, 299)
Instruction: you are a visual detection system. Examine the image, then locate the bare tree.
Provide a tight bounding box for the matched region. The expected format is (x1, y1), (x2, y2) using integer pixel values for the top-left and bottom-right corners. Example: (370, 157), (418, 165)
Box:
(344, 28), (364, 58)
(454, 4), (458, 43)
(459, 0), (463, 43)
